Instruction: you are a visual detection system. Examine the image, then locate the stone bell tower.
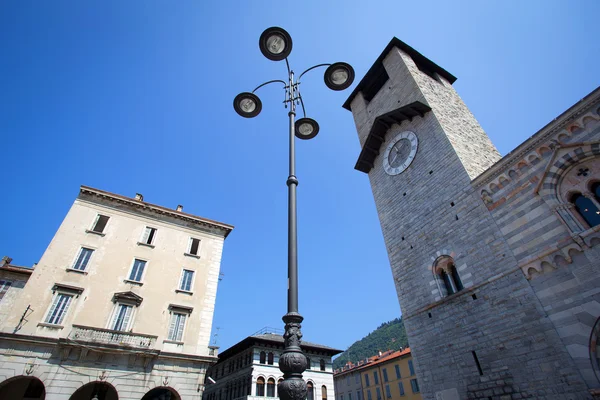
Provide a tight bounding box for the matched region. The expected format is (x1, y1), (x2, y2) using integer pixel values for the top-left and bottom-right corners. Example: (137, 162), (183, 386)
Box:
(344, 38), (591, 399)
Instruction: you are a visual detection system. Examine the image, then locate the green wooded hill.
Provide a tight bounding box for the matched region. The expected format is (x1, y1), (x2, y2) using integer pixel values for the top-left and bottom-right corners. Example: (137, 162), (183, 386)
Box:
(332, 318), (408, 370)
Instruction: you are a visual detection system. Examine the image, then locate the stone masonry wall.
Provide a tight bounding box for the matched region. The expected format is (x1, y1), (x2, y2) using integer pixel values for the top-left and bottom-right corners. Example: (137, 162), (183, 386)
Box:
(473, 93), (600, 390)
(0, 337), (209, 399)
(348, 45), (595, 399)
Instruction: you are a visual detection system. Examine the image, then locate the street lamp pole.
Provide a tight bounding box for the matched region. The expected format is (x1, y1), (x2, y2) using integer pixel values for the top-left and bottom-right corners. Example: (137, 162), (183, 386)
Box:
(233, 27), (354, 400)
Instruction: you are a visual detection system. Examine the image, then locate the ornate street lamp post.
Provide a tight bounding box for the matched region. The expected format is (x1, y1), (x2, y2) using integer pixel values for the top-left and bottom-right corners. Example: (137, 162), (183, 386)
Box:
(234, 27), (354, 400)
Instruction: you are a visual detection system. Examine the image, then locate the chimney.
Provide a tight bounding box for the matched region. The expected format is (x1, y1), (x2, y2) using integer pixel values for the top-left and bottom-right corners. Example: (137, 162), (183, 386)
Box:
(378, 351), (382, 356)
(176, 205), (183, 212)
(135, 193), (144, 201)
(0, 256), (12, 268)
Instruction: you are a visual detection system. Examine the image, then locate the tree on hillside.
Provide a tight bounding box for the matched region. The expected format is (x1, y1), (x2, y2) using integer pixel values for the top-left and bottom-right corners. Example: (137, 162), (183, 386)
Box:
(332, 318), (408, 370)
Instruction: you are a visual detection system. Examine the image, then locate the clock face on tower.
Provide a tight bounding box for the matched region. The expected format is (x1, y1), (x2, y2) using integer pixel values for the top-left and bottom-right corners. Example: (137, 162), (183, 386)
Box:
(382, 131), (419, 175)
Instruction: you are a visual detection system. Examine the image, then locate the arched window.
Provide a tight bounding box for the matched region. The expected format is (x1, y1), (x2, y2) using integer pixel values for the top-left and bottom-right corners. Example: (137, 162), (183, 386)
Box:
(260, 351), (266, 364)
(571, 193), (600, 228)
(256, 377), (265, 397)
(267, 378), (276, 397)
(307, 382), (314, 400)
(593, 182), (600, 203)
(322, 385), (328, 400)
(450, 264), (464, 291)
(268, 352), (274, 365)
(434, 256), (463, 297)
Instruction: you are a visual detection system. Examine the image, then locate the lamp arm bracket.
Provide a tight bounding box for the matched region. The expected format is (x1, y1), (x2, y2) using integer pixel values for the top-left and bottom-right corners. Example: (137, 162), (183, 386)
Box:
(298, 63), (332, 81)
(298, 94), (307, 118)
(252, 80), (287, 93)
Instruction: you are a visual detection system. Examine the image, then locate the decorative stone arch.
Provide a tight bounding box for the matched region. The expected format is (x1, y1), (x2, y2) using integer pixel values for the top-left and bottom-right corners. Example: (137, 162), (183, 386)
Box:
(429, 252), (472, 301)
(0, 375), (46, 400)
(538, 146), (552, 158)
(432, 255), (462, 298)
(568, 123), (584, 134)
(266, 378), (276, 398)
(255, 376), (266, 397)
(306, 380), (315, 400)
(321, 385), (328, 400)
(535, 142), (600, 234)
(69, 381), (119, 400)
(583, 115), (600, 128)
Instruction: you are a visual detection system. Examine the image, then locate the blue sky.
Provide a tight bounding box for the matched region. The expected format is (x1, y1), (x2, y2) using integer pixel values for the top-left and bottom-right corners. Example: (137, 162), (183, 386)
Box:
(1, 1), (599, 353)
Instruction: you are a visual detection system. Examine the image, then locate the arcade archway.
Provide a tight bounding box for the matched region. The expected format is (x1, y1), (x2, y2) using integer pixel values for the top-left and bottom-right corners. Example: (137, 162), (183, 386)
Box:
(69, 381), (118, 400)
(141, 387), (181, 400)
(0, 376), (45, 400)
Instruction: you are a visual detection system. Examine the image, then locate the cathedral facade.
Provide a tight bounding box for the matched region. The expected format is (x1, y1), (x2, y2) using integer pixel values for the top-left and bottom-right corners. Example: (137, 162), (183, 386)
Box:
(344, 38), (600, 399)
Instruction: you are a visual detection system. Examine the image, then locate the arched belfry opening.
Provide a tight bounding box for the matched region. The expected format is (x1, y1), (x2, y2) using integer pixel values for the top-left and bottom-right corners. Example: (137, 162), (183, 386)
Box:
(69, 381), (118, 400)
(0, 376), (45, 400)
(433, 255), (463, 297)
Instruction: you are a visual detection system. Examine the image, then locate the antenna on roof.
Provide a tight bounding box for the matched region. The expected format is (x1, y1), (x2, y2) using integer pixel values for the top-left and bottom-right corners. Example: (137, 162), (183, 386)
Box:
(212, 327), (220, 346)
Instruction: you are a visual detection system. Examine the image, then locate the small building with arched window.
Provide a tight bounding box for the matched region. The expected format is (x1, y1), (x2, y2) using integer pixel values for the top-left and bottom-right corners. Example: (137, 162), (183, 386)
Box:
(203, 328), (341, 400)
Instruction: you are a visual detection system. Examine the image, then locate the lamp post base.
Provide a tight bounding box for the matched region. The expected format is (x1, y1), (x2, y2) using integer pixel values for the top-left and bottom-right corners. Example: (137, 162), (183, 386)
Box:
(278, 312), (308, 400)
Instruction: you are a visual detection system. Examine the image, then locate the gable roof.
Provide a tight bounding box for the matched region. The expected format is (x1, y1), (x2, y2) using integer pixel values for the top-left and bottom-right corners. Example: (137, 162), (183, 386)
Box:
(343, 37), (456, 111)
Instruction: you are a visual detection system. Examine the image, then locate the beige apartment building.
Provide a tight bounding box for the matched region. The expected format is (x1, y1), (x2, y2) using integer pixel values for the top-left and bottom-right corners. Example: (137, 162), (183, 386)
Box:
(334, 349), (421, 400)
(0, 186), (233, 400)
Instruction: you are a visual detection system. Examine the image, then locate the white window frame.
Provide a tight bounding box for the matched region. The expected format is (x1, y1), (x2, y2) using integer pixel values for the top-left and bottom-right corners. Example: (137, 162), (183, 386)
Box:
(167, 310), (189, 342)
(187, 237), (201, 256)
(44, 291), (75, 326)
(178, 268), (195, 293)
(0, 280), (12, 301)
(107, 302), (136, 332)
(71, 246), (94, 272)
(139, 226), (158, 246)
(126, 258), (148, 283)
(90, 214), (110, 233)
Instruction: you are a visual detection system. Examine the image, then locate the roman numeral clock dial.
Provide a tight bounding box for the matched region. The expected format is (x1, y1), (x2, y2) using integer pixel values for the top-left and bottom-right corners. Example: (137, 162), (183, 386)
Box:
(382, 131), (419, 175)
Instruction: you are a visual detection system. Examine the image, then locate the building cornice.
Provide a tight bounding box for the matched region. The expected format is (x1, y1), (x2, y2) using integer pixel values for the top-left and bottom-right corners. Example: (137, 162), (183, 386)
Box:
(0, 265), (33, 276)
(472, 87), (600, 188)
(0, 332), (217, 363)
(79, 185), (234, 238)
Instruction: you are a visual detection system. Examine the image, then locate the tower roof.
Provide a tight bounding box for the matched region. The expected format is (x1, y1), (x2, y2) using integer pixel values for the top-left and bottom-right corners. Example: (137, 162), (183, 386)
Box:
(343, 37), (456, 111)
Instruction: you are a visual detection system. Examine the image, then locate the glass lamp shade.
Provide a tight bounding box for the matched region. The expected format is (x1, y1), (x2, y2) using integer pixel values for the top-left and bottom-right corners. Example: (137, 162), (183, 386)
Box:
(259, 27), (292, 61)
(233, 92), (262, 118)
(295, 118), (320, 140)
(324, 62), (355, 91)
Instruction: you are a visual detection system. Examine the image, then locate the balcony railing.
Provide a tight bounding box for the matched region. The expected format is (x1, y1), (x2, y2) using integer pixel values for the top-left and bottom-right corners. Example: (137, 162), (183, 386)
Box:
(69, 324), (157, 349)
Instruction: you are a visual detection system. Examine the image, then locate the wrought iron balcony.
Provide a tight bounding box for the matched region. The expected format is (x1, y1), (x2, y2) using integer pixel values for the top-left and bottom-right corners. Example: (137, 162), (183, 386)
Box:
(69, 324), (157, 349)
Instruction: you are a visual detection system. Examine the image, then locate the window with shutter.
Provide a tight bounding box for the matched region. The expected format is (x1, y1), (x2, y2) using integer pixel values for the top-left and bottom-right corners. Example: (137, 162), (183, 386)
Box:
(141, 227), (157, 245)
(92, 215), (109, 233)
(45, 293), (74, 325)
(0, 280), (12, 301)
(129, 259), (147, 282)
(73, 248), (94, 271)
(189, 238), (201, 255)
(179, 269), (194, 291)
(168, 312), (187, 341)
(111, 304), (133, 331)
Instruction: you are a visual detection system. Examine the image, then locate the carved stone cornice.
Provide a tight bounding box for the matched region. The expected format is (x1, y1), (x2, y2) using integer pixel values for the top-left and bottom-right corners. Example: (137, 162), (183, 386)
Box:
(472, 89), (600, 188)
